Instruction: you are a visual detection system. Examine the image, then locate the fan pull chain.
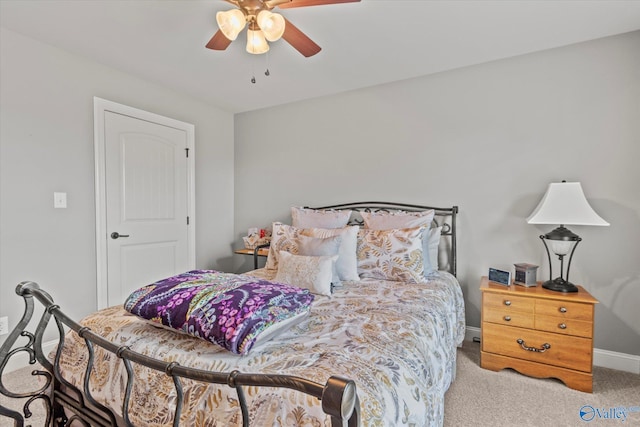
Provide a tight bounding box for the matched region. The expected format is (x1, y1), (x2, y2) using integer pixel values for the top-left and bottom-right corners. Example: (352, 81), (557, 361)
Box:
(265, 51), (270, 77)
(250, 52), (271, 84)
(251, 57), (256, 84)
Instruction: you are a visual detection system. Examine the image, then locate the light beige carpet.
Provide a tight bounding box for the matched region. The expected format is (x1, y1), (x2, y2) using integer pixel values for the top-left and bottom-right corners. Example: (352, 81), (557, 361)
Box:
(445, 342), (640, 427)
(2, 341), (639, 426)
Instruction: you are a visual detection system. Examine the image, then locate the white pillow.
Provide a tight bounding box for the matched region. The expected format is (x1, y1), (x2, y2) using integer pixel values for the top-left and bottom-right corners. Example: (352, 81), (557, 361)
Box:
(291, 207), (352, 229)
(361, 209), (435, 230)
(424, 226), (442, 273)
(300, 226), (359, 282)
(275, 251), (337, 296)
(267, 223), (359, 282)
(296, 234), (342, 284)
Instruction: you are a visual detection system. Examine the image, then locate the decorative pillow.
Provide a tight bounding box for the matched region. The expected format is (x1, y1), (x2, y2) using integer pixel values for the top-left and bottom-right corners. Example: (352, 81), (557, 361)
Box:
(296, 234), (342, 284)
(266, 223), (359, 282)
(362, 210), (437, 275)
(291, 207), (352, 229)
(361, 209), (435, 230)
(356, 227), (426, 283)
(266, 222), (301, 270)
(424, 226), (442, 273)
(300, 226), (359, 282)
(124, 270), (314, 355)
(275, 251), (337, 296)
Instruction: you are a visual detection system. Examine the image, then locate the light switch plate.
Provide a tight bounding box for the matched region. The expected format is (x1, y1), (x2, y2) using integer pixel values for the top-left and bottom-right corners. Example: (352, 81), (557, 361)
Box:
(54, 192), (67, 208)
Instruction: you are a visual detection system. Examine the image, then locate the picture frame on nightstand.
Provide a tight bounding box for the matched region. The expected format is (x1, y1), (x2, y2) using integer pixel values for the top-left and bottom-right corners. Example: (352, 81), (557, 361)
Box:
(488, 267), (511, 286)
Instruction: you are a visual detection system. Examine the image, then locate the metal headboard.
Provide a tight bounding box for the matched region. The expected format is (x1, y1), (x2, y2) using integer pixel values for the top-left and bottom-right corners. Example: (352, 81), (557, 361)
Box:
(306, 201), (459, 277)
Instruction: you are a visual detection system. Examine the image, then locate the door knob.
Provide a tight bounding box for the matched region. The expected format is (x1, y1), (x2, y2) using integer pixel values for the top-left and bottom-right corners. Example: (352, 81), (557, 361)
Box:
(110, 232), (130, 239)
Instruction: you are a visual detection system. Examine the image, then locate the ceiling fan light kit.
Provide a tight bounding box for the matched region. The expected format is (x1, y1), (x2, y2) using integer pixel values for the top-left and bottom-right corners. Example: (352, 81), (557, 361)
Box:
(206, 0), (361, 57)
(216, 9), (246, 41)
(247, 28), (270, 54)
(257, 10), (286, 41)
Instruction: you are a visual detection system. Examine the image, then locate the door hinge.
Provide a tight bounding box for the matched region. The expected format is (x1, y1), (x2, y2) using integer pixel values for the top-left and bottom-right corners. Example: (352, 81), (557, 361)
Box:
(185, 148), (189, 158)
(187, 216), (190, 225)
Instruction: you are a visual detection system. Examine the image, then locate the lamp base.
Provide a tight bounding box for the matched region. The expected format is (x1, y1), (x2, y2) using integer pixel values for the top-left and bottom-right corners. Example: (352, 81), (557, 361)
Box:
(542, 277), (579, 293)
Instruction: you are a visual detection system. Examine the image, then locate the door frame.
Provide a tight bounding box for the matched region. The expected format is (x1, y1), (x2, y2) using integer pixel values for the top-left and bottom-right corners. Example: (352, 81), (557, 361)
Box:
(93, 97), (196, 309)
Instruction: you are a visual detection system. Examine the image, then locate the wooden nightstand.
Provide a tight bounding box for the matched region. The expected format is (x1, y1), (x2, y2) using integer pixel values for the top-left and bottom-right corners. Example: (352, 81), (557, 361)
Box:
(234, 246), (269, 269)
(480, 275), (598, 392)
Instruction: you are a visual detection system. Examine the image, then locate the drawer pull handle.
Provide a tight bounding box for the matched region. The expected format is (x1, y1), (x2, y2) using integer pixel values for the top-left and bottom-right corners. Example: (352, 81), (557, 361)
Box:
(558, 323), (567, 329)
(504, 316), (511, 322)
(559, 307), (567, 313)
(517, 339), (551, 353)
(504, 300), (512, 306)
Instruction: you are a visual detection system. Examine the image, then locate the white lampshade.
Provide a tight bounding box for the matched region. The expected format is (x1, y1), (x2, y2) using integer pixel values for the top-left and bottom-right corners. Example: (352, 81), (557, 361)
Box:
(246, 29), (270, 54)
(216, 9), (246, 41)
(257, 10), (286, 42)
(527, 182), (609, 226)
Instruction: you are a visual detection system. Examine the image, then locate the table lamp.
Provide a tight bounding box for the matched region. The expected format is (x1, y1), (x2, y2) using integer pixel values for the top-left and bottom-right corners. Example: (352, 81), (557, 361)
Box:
(527, 181), (609, 292)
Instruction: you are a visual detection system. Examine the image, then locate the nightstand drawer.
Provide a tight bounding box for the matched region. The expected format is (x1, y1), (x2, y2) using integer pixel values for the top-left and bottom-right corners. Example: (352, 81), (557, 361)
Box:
(483, 293), (534, 313)
(535, 300), (592, 321)
(482, 323), (592, 372)
(535, 315), (593, 338)
(483, 309), (534, 328)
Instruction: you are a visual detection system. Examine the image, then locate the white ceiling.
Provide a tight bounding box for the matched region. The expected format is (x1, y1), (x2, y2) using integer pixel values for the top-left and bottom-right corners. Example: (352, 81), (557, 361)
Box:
(2, 0), (640, 114)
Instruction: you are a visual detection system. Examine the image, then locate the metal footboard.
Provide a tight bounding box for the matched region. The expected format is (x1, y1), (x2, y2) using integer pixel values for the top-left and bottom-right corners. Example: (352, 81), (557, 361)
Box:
(0, 281), (360, 427)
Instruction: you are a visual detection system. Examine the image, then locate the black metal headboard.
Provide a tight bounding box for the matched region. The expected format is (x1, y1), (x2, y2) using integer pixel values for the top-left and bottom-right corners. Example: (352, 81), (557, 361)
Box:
(307, 202), (458, 277)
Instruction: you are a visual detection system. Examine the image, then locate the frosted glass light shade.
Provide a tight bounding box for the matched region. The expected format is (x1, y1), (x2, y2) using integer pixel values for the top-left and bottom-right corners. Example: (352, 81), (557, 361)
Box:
(216, 9), (246, 41)
(549, 240), (574, 256)
(527, 182), (609, 226)
(257, 10), (286, 41)
(246, 29), (269, 54)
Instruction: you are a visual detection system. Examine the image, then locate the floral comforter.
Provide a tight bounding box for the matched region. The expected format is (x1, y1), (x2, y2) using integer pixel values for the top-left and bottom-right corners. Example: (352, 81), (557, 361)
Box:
(56, 270), (465, 426)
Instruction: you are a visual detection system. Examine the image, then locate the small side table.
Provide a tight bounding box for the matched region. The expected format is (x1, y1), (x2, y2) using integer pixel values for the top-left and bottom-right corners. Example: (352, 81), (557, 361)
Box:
(234, 245), (269, 269)
(480, 276), (598, 392)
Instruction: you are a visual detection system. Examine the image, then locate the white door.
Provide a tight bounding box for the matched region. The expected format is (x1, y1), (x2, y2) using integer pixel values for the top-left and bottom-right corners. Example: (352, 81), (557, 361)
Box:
(94, 98), (195, 308)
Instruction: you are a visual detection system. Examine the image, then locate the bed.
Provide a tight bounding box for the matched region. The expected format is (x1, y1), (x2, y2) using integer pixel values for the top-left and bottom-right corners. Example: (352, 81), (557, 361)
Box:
(0, 202), (464, 427)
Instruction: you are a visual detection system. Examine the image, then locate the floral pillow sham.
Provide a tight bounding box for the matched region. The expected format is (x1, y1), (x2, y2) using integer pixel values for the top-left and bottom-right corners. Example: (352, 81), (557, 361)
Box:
(361, 209), (440, 274)
(124, 270), (314, 355)
(356, 227), (426, 283)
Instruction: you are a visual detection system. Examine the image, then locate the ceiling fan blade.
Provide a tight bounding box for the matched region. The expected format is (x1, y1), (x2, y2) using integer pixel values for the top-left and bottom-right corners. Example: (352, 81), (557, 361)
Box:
(205, 30), (232, 50)
(264, 0), (294, 7)
(282, 18), (321, 57)
(278, 0), (360, 9)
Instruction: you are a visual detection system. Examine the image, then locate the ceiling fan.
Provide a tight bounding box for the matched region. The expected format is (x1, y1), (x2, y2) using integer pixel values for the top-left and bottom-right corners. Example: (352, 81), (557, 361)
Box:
(206, 0), (361, 57)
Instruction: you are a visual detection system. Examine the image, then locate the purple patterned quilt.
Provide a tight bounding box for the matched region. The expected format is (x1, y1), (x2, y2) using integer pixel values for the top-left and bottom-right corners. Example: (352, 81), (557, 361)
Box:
(123, 270), (314, 355)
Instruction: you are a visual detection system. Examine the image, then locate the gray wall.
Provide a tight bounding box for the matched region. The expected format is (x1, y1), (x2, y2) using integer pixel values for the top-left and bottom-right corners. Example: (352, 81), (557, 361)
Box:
(1, 26), (638, 358)
(234, 31), (640, 356)
(0, 29), (235, 345)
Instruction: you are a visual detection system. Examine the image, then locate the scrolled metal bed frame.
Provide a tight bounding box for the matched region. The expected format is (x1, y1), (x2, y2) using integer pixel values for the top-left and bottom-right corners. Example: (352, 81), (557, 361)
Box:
(1, 202), (458, 427)
(0, 283), (358, 427)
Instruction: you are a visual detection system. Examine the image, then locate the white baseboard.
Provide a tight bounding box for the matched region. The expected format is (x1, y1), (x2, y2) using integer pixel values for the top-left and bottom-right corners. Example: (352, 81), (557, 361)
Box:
(465, 326), (640, 375)
(592, 348), (640, 374)
(1, 340), (58, 375)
